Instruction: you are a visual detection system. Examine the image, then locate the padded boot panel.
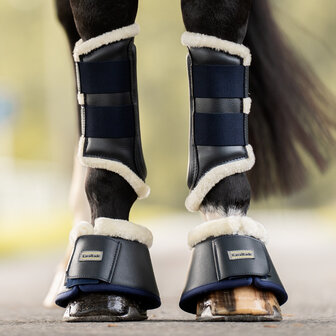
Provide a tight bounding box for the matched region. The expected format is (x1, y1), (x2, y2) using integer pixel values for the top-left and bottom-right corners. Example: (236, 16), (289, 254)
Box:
(187, 47), (250, 189)
(190, 47), (241, 65)
(84, 137), (138, 174)
(197, 146), (248, 177)
(81, 40), (130, 62)
(179, 235), (287, 314)
(77, 38), (147, 180)
(56, 235), (160, 309)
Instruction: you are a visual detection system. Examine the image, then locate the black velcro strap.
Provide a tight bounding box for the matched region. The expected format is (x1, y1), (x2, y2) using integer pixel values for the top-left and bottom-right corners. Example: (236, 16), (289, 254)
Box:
(195, 98), (242, 114)
(212, 235), (270, 280)
(78, 60), (130, 94)
(85, 105), (134, 138)
(66, 235), (121, 284)
(86, 92), (132, 107)
(193, 65), (247, 98)
(194, 113), (246, 146)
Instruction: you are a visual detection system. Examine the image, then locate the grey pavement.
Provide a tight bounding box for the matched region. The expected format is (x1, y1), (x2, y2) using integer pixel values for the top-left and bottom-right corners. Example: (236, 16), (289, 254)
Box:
(1, 210), (336, 335)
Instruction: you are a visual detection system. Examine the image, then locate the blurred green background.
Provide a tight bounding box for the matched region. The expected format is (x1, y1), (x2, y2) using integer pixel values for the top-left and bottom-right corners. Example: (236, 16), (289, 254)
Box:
(0, 0), (335, 256)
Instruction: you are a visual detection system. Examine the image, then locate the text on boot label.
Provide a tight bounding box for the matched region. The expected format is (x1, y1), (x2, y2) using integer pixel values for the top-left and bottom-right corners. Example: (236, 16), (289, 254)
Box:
(79, 250), (103, 261)
(227, 250), (255, 260)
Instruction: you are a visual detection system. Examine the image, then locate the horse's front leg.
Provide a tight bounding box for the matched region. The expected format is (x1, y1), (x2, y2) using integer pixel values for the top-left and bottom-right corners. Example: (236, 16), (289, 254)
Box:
(179, 0), (287, 321)
(53, 0), (160, 322)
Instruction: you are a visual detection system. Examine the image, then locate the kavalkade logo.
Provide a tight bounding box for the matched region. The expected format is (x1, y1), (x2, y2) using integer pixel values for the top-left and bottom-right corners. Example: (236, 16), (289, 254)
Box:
(227, 250), (255, 260)
(79, 250), (103, 261)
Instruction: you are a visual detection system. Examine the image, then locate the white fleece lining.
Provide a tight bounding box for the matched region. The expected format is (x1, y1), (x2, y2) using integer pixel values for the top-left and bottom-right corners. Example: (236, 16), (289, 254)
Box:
(73, 23), (140, 61)
(185, 145), (255, 212)
(69, 218), (153, 248)
(69, 221), (94, 245)
(78, 136), (150, 199)
(181, 31), (251, 66)
(243, 97), (252, 114)
(188, 216), (267, 248)
(80, 107), (85, 135)
(95, 217), (153, 248)
(77, 93), (85, 106)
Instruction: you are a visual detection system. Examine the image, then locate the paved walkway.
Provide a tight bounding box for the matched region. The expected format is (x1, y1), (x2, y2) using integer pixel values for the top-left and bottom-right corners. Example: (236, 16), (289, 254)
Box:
(1, 210), (336, 335)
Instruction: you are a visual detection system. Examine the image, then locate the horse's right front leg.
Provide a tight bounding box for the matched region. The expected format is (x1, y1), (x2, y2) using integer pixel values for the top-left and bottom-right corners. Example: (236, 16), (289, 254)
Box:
(54, 0), (160, 322)
(178, 0), (287, 321)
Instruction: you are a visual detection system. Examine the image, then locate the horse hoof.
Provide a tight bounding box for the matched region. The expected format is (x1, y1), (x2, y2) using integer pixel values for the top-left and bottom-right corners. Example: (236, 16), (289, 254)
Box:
(63, 293), (147, 322)
(196, 286), (282, 322)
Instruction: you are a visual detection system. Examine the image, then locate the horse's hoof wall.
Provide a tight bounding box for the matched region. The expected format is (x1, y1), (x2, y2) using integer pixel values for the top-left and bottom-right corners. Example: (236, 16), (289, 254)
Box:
(63, 293), (147, 322)
(196, 286), (282, 322)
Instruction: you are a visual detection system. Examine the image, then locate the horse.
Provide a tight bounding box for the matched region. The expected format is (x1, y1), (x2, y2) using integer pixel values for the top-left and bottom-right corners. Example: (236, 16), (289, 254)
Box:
(47, 0), (335, 322)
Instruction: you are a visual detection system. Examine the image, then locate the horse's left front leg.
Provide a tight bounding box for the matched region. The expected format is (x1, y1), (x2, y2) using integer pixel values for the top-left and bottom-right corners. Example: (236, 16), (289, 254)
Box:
(179, 0), (287, 321)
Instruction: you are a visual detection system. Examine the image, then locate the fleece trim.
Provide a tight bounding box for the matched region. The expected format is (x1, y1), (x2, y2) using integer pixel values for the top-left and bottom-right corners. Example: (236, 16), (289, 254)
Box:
(78, 136), (150, 199)
(185, 145), (255, 212)
(73, 23), (139, 62)
(69, 218), (153, 248)
(181, 31), (251, 66)
(188, 216), (267, 248)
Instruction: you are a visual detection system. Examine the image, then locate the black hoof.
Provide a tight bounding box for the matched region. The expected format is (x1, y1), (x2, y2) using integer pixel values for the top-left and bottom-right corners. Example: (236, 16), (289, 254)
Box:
(63, 293), (147, 322)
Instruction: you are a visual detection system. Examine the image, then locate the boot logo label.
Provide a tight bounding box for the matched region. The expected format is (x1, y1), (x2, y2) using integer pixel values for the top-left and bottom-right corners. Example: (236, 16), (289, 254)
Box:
(79, 250), (103, 261)
(228, 250), (255, 260)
